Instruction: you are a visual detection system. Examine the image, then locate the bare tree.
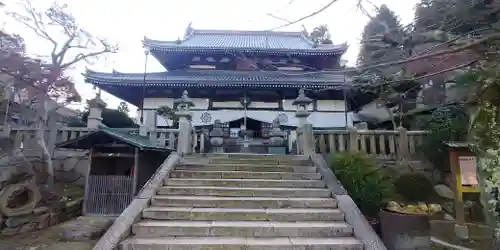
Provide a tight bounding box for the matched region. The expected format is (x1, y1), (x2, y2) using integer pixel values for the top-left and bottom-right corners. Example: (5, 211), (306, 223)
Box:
(5, 0), (118, 185)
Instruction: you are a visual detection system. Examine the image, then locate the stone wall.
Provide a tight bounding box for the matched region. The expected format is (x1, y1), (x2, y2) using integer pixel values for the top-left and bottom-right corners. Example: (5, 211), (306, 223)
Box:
(0, 198), (83, 236)
(53, 149), (90, 186)
(0, 137), (87, 236)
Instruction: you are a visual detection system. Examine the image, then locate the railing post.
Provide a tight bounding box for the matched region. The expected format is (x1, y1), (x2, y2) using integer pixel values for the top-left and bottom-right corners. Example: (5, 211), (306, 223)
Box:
(348, 127), (359, 152)
(397, 127), (410, 164)
(301, 124), (315, 156)
(1, 124), (11, 137)
(174, 90), (194, 155)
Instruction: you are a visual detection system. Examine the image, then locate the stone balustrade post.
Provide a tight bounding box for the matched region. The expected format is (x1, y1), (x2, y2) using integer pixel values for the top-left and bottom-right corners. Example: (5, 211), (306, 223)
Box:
(174, 90), (194, 155)
(397, 127), (409, 164)
(300, 123), (315, 156)
(348, 127), (359, 152)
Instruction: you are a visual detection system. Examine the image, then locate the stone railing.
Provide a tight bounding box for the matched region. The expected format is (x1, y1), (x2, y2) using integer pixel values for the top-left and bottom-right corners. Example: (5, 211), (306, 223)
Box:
(0, 126), (189, 153)
(313, 128), (426, 160)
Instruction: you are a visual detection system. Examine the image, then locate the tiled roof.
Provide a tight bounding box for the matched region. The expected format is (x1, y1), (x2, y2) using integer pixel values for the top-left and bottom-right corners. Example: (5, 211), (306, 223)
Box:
(57, 127), (174, 151)
(83, 69), (347, 89)
(143, 29), (347, 55)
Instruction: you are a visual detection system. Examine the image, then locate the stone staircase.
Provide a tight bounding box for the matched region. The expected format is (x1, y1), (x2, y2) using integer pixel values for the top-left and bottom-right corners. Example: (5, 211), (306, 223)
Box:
(120, 154), (363, 250)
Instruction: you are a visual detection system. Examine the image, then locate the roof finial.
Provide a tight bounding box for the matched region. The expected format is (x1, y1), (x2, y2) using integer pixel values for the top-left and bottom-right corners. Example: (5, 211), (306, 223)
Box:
(184, 22), (193, 39)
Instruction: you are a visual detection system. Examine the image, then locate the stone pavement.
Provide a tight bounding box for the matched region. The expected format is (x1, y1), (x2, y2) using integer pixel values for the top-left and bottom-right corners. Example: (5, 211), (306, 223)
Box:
(0, 216), (114, 250)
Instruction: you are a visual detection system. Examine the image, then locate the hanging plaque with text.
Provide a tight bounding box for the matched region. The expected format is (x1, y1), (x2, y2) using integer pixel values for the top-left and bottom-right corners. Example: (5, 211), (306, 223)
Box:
(458, 156), (478, 186)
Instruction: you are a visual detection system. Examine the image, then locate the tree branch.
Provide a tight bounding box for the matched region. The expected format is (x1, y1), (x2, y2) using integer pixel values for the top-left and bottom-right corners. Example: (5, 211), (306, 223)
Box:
(356, 32), (500, 72)
(268, 0), (340, 30)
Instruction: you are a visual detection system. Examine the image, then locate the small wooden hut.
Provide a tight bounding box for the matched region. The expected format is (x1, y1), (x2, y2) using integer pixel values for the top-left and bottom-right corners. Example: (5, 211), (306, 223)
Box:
(57, 127), (173, 215)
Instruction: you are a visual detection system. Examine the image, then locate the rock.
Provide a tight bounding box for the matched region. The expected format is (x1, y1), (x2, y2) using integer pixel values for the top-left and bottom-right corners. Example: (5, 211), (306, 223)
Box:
(33, 206), (49, 215)
(1, 226), (20, 236)
(0, 182), (41, 217)
(49, 212), (60, 226)
(65, 198), (83, 212)
(5, 214), (31, 228)
(444, 213), (455, 221)
(19, 222), (37, 233)
(434, 184), (455, 200)
(59, 216), (114, 241)
(35, 213), (50, 229)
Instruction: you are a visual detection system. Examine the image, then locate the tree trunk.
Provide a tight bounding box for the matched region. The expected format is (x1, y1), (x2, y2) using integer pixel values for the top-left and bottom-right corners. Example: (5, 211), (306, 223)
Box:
(34, 97), (54, 185)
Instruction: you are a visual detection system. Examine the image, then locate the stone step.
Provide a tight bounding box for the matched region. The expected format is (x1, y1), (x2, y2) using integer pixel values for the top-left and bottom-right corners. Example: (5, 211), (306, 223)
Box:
(151, 196), (337, 208)
(165, 178), (326, 188)
(142, 207), (344, 221)
(175, 163), (317, 173)
(209, 158), (310, 165)
(205, 153), (310, 161)
(170, 170), (321, 180)
(157, 186), (331, 198)
(121, 237), (363, 250)
(132, 220), (354, 238)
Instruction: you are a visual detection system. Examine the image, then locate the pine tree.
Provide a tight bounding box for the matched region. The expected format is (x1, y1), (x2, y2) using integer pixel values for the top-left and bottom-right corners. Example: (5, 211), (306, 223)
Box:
(357, 5), (403, 68)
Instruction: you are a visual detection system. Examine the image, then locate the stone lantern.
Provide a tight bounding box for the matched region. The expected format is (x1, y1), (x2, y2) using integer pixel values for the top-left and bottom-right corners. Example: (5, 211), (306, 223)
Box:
(209, 119), (224, 153)
(87, 94), (107, 129)
(292, 89), (314, 156)
(292, 89), (312, 126)
(174, 90), (194, 155)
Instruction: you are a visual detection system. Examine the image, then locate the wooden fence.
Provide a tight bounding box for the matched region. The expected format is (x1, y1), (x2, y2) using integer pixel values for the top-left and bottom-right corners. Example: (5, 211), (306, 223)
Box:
(313, 128), (426, 160)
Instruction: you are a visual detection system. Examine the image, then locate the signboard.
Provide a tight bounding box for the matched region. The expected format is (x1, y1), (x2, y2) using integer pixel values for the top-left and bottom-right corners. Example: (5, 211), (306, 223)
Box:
(458, 156), (478, 186)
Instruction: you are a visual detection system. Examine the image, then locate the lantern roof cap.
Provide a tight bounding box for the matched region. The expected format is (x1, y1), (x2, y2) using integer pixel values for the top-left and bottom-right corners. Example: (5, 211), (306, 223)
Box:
(292, 89), (312, 105)
(174, 90), (194, 106)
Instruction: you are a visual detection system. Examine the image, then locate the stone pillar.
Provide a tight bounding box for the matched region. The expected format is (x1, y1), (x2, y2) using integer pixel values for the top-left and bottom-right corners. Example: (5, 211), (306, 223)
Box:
(293, 89), (313, 156)
(348, 127), (359, 152)
(87, 95), (106, 129)
(209, 119), (224, 153)
(397, 126), (409, 165)
(174, 90), (194, 155)
(301, 124), (315, 156)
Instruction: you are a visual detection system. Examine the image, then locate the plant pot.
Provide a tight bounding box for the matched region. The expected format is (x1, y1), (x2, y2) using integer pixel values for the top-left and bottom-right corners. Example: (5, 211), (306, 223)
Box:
(379, 209), (431, 250)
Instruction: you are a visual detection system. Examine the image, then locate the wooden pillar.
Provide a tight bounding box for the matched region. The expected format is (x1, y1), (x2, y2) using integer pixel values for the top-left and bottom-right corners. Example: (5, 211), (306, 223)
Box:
(132, 148), (139, 195)
(82, 149), (93, 215)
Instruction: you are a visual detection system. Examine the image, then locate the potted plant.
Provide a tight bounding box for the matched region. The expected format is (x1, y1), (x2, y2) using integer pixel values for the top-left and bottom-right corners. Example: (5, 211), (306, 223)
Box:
(329, 152), (393, 233)
(380, 173), (442, 250)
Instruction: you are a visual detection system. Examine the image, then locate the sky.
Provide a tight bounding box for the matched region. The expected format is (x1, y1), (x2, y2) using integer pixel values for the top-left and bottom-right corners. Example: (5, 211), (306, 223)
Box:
(1, 0), (419, 115)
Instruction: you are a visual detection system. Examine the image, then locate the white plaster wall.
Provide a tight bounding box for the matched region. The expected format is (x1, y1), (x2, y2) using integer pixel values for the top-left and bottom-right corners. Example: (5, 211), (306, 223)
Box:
(282, 99), (313, 111)
(143, 97), (209, 110)
(212, 101), (241, 108)
(316, 100), (346, 111)
(249, 102), (279, 109)
(143, 98), (174, 109)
